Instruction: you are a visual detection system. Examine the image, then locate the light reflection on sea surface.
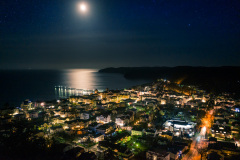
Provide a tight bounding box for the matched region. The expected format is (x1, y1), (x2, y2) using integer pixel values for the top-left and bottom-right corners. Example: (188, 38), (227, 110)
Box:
(61, 69), (149, 90)
(0, 69), (150, 106)
(62, 69), (97, 90)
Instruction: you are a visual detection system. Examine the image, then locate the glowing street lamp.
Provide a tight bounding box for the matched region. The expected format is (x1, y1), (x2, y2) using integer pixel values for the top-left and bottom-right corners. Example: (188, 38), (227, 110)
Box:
(202, 126), (206, 133)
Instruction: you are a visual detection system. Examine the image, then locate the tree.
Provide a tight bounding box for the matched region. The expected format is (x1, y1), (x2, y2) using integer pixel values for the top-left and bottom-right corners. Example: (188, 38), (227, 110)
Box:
(50, 111), (55, 117)
(70, 108), (78, 118)
(197, 148), (207, 160)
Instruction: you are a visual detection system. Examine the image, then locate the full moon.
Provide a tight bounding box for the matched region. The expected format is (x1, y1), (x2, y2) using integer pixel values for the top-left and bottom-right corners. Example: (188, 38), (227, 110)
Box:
(79, 3), (87, 13)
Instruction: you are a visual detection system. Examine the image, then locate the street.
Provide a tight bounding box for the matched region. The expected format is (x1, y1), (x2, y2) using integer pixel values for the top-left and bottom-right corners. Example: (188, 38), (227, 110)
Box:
(182, 109), (214, 160)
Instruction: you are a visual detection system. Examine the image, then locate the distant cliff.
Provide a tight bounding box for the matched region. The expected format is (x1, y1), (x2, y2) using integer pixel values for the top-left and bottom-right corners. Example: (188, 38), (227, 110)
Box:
(99, 66), (240, 96)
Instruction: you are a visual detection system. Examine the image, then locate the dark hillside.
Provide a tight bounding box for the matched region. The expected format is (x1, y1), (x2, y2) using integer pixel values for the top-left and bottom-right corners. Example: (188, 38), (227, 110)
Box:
(99, 67), (240, 96)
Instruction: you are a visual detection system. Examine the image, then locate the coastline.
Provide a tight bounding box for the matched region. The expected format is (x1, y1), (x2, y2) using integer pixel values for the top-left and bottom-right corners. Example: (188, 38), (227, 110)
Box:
(98, 66), (240, 97)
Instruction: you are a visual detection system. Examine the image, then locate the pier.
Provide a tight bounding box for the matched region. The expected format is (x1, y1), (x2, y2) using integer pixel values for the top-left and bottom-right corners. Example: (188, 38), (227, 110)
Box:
(54, 86), (97, 99)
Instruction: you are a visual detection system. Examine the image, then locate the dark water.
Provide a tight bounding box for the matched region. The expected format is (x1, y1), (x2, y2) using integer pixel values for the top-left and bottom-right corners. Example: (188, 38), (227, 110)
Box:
(0, 69), (150, 107)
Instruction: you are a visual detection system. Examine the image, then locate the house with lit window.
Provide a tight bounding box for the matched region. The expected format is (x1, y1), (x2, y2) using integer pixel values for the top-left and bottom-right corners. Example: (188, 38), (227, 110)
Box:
(90, 133), (104, 143)
(146, 149), (170, 160)
(96, 114), (111, 124)
(96, 122), (115, 135)
(115, 115), (130, 127)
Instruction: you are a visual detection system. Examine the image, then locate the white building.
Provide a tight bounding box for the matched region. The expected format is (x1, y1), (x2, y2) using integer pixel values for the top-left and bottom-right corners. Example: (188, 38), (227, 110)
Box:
(115, 116), (130, 127)
(164, 119), (195, 130)
(163, 119), (196, 137)
(80, 112), (89, 120)
(96, 115), (111, 124)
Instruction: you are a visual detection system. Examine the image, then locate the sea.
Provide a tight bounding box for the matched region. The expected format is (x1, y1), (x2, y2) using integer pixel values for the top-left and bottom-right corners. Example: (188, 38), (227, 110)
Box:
(0, 69), (150, 108)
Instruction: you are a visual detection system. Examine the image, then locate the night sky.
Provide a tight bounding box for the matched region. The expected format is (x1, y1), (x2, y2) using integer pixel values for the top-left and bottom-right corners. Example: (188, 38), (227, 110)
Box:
(1, 0), (240, 69)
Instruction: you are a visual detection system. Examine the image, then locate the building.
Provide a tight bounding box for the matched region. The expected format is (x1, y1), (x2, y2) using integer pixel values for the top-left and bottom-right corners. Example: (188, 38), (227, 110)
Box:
(28, 111), (39, 119)
(164, 119), (196, 130)
(131, 128), (143, 136)
(146, 149), (170, 160)
(163, 119), (196, 137)
(80, 112), (89, 120)
(115, 115), (130, 127)
(90, 133), (104, 143)
(96, 115), (111, 124)
(96, 123), (114, 135)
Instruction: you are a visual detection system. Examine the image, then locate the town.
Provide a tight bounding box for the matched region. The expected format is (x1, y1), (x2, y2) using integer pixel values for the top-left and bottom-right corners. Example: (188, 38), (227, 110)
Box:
(1, 79), (240, 160)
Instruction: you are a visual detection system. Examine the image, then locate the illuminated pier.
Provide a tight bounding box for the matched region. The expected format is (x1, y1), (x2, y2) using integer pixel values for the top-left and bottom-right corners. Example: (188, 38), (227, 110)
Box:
(55, 86), (99, 99)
